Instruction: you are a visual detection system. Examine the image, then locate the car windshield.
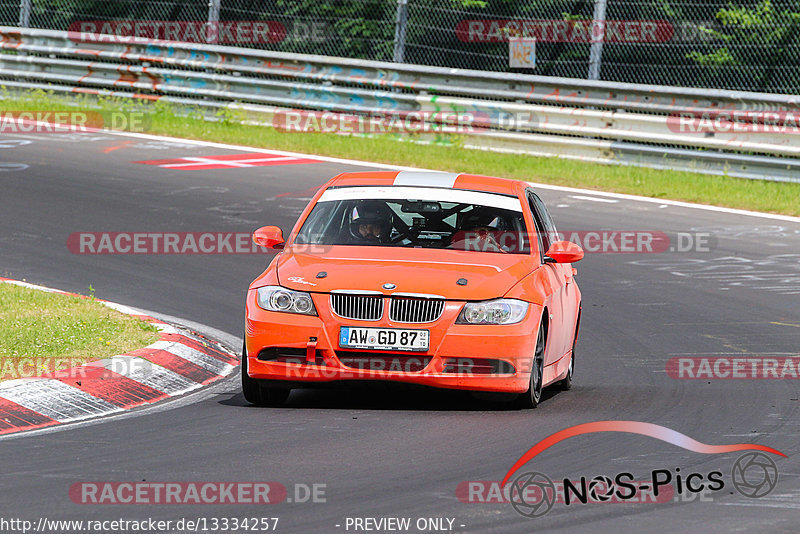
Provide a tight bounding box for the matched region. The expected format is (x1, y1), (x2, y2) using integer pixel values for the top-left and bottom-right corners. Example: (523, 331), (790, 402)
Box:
(294, 186), (530, 254)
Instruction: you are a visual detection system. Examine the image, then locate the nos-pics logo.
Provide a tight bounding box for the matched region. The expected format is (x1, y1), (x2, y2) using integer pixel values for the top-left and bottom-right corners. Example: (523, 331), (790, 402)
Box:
(502, 421), (783, 518)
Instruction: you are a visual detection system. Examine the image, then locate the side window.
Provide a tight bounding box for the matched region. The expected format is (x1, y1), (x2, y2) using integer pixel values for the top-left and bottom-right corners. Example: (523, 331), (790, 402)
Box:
(295, 202), (338, 244)
(527, 197), (547, 259)
(527, 191), (559, 256)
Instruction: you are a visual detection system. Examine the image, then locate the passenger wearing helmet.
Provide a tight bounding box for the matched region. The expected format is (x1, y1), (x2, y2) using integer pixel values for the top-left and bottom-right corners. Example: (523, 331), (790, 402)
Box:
(461, 208), (504, 233)
(451, 207), (510, 253)
(348, 202), (392, 244)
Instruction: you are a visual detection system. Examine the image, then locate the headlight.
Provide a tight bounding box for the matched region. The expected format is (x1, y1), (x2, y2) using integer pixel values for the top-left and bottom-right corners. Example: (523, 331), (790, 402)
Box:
(256, 286), (317, 316)
(456, 298), (528, 325)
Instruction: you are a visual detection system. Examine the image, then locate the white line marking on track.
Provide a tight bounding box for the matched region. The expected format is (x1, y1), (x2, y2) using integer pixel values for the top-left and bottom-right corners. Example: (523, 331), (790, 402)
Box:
(569, 195), (620, 203)
(0, 140), (32, 149)
(160, 155), (300, 169)
(0, 163), (29, 172)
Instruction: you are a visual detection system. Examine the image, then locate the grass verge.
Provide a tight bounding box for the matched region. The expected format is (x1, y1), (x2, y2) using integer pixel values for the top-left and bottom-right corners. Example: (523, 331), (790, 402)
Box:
(2, 90), (799, 216)
(0, 283), (161, 381)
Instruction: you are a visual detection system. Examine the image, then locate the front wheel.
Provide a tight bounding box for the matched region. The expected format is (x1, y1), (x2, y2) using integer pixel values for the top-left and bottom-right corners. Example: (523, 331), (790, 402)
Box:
(241, 342), (291, 406)
(516, 321), (545, 409)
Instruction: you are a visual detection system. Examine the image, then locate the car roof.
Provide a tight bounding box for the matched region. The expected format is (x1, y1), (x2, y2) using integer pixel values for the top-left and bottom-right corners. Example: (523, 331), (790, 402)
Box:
(327, 171), (528, 197)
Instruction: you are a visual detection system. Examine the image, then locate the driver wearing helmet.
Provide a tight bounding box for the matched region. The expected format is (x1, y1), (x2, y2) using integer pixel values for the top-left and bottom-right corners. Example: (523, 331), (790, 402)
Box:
(348, 202), (392, 244)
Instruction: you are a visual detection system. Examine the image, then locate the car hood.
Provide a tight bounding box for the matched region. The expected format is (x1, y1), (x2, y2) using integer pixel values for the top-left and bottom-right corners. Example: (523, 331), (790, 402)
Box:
(268, 245), (535, 300)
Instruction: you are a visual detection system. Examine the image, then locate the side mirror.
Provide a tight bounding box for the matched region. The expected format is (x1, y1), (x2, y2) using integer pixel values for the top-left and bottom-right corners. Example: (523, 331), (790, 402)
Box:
(544, 241), (584, 263)
(253, 226), (285, 250)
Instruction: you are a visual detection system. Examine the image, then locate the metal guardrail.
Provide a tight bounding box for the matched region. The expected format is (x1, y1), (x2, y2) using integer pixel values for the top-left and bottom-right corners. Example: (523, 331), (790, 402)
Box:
(1, 26), (800, 183)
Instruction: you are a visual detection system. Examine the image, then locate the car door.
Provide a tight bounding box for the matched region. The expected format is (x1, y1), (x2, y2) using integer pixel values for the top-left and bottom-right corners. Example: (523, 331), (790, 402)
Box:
(527, 191), (571, 368)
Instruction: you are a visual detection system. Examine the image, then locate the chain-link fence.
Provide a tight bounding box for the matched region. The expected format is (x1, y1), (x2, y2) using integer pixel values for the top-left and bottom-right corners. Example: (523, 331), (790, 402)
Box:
(1, 0), (798, 94)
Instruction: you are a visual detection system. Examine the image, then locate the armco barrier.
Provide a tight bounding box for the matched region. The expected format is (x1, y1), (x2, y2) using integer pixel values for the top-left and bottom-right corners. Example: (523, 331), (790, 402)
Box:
(1, 26), (799, 182)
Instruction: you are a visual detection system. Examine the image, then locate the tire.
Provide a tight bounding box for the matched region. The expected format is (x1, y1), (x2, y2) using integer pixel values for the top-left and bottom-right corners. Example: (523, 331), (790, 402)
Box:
(560, 345), (574, 391)
(560, 307), (580, 391)
(516, 320), (546, 409)
(241, 342), (291, 406)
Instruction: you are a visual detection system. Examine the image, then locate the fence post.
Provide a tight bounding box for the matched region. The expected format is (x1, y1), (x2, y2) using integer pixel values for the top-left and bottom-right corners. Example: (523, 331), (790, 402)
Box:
(208, 0), (220, 24)
(208, 0), (221, 42)
(18, 0), (31, 27)
(588, 0), (607, 80)
(393, 0), (409, 63)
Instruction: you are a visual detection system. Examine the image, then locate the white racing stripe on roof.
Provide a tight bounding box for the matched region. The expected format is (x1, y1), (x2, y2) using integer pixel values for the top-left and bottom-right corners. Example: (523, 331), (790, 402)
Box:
(393, 171), (459, 188)
(0, 379), (121, 422)
(319, 186), (522, 212)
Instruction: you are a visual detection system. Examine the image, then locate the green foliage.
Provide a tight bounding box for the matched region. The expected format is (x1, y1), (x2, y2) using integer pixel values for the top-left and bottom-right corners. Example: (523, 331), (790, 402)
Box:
(686, 47), (738, 66)
(0, 283), (159, 372)
(6, 0), (800, 91)
(684, 0), (800, 90)
(449, 0), (489, 7)
(214, 106), (246, 125)
(275, 0), (395, 60)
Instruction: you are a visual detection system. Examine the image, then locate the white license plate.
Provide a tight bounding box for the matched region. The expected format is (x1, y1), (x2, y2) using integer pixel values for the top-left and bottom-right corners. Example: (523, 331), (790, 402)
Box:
(339, 327), (429, 352)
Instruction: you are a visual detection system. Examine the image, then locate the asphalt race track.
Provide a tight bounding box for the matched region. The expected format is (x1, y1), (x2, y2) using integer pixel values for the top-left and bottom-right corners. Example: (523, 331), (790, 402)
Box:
(1, 130), (800, 532)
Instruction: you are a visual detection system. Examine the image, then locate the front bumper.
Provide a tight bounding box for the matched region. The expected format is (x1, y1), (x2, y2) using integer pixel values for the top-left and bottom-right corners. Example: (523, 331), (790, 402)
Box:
(245, 289), (544, 394)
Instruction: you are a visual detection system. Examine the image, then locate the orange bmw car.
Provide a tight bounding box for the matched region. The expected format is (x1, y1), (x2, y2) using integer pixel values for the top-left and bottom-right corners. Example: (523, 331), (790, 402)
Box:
(242, 171), (583, 408)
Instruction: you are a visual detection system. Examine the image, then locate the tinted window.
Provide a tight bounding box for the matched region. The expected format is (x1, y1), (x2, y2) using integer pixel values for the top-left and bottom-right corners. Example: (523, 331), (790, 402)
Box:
(527, 192), (559, 255)
(295, 197), (530, 254)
